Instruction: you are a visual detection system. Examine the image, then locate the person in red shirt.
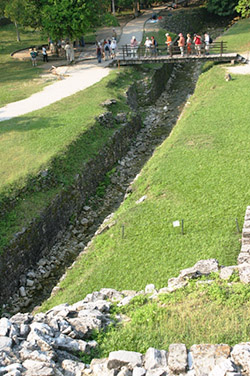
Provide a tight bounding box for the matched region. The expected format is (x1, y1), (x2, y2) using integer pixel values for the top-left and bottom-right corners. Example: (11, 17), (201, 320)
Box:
(193, 33), (202, 56)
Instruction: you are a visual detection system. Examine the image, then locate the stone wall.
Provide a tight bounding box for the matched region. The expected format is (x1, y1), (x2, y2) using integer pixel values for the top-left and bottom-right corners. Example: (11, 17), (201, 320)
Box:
(0, 63), (174, 306)
(1, 257), (250, 376)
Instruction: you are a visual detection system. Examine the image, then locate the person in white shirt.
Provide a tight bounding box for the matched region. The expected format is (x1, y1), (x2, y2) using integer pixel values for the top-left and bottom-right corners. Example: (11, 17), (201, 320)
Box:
(144, 37), (152, 57)
(204, 33), (210, 55)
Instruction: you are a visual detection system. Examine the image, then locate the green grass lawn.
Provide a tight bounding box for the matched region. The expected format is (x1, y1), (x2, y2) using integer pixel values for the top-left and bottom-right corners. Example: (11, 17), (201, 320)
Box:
(218, 17), (250, 53)
(0, 67), (146, 249)
(41, 63), (250, 311)
(0, 24), (49, 107)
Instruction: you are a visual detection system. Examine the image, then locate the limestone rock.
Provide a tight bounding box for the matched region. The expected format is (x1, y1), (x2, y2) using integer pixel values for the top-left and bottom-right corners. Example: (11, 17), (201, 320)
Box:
(107, 351), (143, 370)
(0, 318), (11, 337)
(167, 276), (188, 292)
(61, 359), (86, 376)
(132, 367), (146, 376)
(231, 342), (250, 374)
(219, 266), (238, 280)
(238, 264), (250, 283)
(180, 259), (219, 279)
(22, 359), (55, 376)
(208, 358), (236, 376)
(0, 337), (12, 351)
(145, 285), (157, 294)
(144, 348), (167, 370)
(168, 343), (187, 373)
(190, 344), (231, 376)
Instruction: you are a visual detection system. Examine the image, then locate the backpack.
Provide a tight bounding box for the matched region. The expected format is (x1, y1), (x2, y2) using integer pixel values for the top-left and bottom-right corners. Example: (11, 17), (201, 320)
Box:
(154, 39), (158, 47)
(209, 36), (213, 44)
(105, 44), (110, 51)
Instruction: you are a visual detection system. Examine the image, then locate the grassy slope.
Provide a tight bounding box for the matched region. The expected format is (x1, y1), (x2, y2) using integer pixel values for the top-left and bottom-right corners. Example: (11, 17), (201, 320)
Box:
(41, 18), (250, 313)
(218, 17), (250, 53)
(0, 24), (51, 107)
(0, 67), (146, 249)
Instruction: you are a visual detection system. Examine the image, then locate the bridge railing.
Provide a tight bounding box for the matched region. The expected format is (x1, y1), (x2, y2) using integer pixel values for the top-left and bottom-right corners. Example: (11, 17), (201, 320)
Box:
(118, 41), (228, 59)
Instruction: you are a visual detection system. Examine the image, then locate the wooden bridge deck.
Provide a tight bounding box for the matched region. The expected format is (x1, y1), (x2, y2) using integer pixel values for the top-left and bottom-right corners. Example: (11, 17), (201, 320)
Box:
(111, 53), (240, 66)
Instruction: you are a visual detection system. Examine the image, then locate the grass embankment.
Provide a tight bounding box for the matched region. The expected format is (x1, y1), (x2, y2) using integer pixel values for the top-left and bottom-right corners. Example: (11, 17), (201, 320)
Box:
(218, 17), (250, 53)
(0, 24), (49, 107)
(0, 67), (145, 250)
(40, 18), (250, 349)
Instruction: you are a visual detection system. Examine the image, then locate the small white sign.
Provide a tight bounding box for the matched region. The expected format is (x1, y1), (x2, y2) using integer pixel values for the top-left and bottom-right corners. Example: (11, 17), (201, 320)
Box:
(173, 220), (180, 228)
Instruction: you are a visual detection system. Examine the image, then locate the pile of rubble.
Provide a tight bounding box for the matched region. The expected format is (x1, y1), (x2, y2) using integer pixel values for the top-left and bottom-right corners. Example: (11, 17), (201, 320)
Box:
(1, 259), (250, 375)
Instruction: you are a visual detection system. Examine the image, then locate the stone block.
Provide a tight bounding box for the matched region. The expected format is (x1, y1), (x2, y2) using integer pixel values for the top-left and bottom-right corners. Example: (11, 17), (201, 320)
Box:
(168, 343), (187, 373)
(107, 351), (143, 370)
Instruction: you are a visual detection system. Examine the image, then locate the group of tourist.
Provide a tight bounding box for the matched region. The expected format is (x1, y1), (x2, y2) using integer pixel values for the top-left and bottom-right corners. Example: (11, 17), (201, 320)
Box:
(166, 32), (212, 57)
(96, 28), (118, 63)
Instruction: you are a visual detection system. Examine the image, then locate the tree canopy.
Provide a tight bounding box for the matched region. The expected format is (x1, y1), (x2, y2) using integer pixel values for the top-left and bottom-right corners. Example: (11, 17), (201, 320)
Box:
(206, 0), (238, 16)
(235, 0), (250, 18)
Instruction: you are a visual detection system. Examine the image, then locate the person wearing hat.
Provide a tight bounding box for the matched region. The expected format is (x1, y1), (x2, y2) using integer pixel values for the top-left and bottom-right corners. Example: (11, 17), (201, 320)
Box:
(130, 36), (138, 58)
(178, 33), (185, 57)
(165, 33), (172, 57)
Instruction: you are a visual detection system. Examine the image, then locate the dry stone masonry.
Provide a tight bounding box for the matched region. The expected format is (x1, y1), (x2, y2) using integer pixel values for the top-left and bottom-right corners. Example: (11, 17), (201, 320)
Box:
(1, 256), (250, 375)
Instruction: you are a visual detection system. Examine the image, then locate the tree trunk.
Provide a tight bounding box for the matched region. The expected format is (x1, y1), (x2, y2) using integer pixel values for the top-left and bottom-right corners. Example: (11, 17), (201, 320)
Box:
(14, 20), (21, 42)
(111, 0), (115, 16)
(134, 0), (140, 17)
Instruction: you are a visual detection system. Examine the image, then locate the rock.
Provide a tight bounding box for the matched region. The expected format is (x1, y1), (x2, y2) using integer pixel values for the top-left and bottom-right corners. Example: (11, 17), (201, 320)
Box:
(168, 343), (187, 373)
(219, 266), (238, 280)
(145, 369), (166, 376)
(238, 252), (250, 265)
(22, 360), (55, 376)
(179, 259), (219, 279)
(107, 351), (143, 370)
(81, 218), (89, 226)
(20, 348), (55, 363)
(61, 359), (86, 376)
(101, 99), (117, 107)
(0, 318), (11, 337)
(99, 288), (124, 302)
(190, 344), (231, 376)
(0, 337), (12, 351)
(26, 279), (35, 287)
(115, 113), (127, 124)
(238, 264), (250, 283)
(135, 195), (147, 204)
(208, 359), (237, 376)
(145, 285), (157, 294)
(167, 276), (188, 292)
(97, 112), (114, 128)
(144, 348), (167, 370)
(54, 334), (89, 353)
(10, 313), (33, 325)
(20, 324), (30, 338)
(19, 287), (26, 297)
(231, 342), (250, 374)
(29, 322), (55, 337)
(132, 367), (146, 376)
(117, 366), (132, 376)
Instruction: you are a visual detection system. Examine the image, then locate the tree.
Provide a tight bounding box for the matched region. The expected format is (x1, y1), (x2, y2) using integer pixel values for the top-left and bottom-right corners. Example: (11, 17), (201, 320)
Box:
(41, 0), (109, 40)
(4, 0), (26, 41)
(206, 0), (238, 16)
(235, 0), (250, 18)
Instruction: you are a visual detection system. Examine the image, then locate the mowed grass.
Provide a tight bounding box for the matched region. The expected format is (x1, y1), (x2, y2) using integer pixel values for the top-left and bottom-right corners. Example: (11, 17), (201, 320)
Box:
(0, 24), (49, 107)
(217, 17), (250, 53)
(0, 67), (145, 249)
(42, 61), (250, 311)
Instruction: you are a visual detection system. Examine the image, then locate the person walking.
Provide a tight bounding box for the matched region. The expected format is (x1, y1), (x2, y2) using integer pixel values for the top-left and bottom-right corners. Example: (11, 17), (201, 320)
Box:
(186, 33), (192, 56)
(193, 33), (202, 56)
(178, 33), (185, 57)
(165, 33), (173, 57)
(151, 36), (158, 56)
(130, 36), (138, 58)
(110, 38), (117, 59)
(104, 41), (111, 60)
(144, 36), (152, 57)
(65, 41), (71, 63)
(204, 32), (210, 55)
(42, 46), (48, 62)
(96, 43), (102, 63)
